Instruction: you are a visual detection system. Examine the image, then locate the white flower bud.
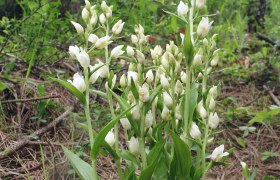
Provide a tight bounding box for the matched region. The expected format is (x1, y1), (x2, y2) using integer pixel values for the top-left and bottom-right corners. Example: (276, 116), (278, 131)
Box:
(175, 80), (183, 95)
(197, 100), (207, 119)
(190, 122), (201, 139)
(126, 46), (134, 56)
(111, 45), (124, 59)
(71, 21), (84, 35)
(240, 161), (247, 169)
(82, 8), (90, 20)
(197, 17), (213, 37)
(209, 86), (218, 99)
(208, 95), (216, 111)
(174, 61), (181, 74)
(161, 105), (170, 121)
(139, 83), (149, 103)
(89, 65), (100, 84)
(211, 55), (219, 67)
(160, 75), (170, 90)
(112, 20), (125, 35)
(128, 137), (140, 155)
(99, 64), (109, 78)
(134, 24), (144, 34)
(85, 0), (91, 10)
(120, 74), (127, 88)
(105, 6), (113, 19)
(203, 38), (209, 46)
(196, 0), (205, 9)
(131, 35), (138, 44)
(209, 145), (229, 162)
(136, 50), (145, 64)
(181, 71), (187, 83)
(197, 72), (203, 80)
(177, 1), (189, 17)
(176, 104), (182, 120)
(99, 13), (106, 24)
(193, 49), (203, 67)
(161, 55), (169, 71)
(131, 105), (140, 120)
(101, 1), (108, 11)
(69, 45), (79, 57)
(145, 110), (153, 128)
(111, 74), (117, 89)
(127, 91), (135, 103)
(209, 112), (219, 129)
(120, 118), (131, 131)
(95, 36), (111, 49)
(90, 11), (98, 26)
(206, 67), (212, 75)
(150, 45), (163, 60)
(127, 71), (138, 86)
(105, 130), (115, 147)
(88, 34), (99, 44)
(76, 48), (90, 68)
(163, 92), (173, 109)
(69, 73), (86, 92)
(146, 70), (154, 84)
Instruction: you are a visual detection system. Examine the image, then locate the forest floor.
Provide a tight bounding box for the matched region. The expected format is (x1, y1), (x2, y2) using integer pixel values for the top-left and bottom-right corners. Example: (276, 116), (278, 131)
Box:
(0, 54), (279, 180)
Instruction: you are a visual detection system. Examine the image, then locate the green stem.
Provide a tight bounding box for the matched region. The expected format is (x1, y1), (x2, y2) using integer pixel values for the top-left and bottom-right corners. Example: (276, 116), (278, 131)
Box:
(84, 68), (98, 179)
(170, 69), (176, 131)
(183, 67), (191, 132)
(201, 124), (209, 180)
(84, 68), (94, 147)
(139, 105), (147, 169)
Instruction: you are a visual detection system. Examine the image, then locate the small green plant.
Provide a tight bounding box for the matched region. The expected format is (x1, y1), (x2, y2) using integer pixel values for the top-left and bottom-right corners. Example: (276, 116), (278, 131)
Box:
(53, 0), (230, 179)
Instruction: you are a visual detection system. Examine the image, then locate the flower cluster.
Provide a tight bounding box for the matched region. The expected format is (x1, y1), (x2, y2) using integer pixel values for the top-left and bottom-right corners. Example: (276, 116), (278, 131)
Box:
(59, 1), (230, 179)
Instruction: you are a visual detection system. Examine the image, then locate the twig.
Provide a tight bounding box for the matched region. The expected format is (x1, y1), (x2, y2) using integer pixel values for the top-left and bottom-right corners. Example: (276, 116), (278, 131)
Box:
(263, 85), (280, 106)
(1, 95), (61, 104)
(0, 107), (73, 159)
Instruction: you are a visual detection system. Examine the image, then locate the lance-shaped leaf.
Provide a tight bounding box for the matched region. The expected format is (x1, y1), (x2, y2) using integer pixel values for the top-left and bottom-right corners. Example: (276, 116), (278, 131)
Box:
(50, 77), (86, 105)
(62, 146), (95, 180)
(170, 130), (192, 179)
(109, 88), (140, 135)
(91, 105), (135, 159)
(183, 24), (194, 68)
(139, 141), (165, 180)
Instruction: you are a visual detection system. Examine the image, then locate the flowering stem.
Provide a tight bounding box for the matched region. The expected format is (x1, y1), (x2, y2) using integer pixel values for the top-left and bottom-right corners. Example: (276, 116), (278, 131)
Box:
(139, 105), (147, 169)
(201, 123), (209, 180)
(183, 66), (191, 133)
(84, 67), (98, 179)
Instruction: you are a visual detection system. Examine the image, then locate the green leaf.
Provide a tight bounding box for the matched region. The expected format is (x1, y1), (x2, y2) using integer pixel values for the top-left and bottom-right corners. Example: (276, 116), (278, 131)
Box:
(62, 146), (95, 180)
(109, 88), (140, 135)
(249, 107), (280, 124)
(236, 137), (246, 148)
(188, 84), (198, 128)
(261, 151), (280, 161)
(90, 89), (107, 99)
(0, 81), (8, 91)
(49, 77), (86, 105)
(130, 78), (139, 101)
(170, 130), (192, 179)
(162, 10), (188, 23)
(144, 85), (162, 114)
(91, 105), (135, 159)
(120, 150), (140, 166)
(139, 141), (165, 180)
(183, 24), (194, 68)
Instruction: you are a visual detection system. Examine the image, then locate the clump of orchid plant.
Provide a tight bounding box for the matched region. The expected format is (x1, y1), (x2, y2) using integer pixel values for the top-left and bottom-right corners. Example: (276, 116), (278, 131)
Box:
(52, 0), (230, 179)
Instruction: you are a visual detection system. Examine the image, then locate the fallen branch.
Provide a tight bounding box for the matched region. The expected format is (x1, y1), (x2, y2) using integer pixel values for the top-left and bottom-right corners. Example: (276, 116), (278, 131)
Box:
(1, 95), (61, 104)
(263, 85), (280, 106)
(0, 106), (73, 159)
